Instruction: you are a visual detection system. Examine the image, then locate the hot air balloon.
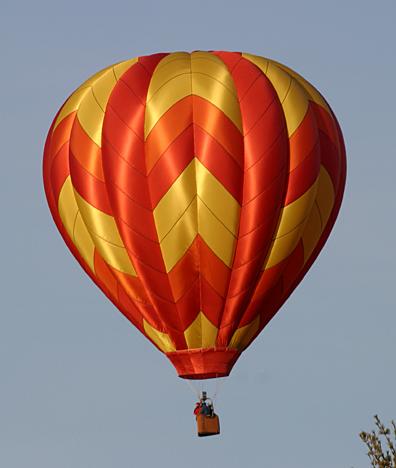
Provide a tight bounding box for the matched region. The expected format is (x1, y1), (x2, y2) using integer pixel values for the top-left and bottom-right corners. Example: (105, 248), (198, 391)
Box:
(43, 51), (346, 435)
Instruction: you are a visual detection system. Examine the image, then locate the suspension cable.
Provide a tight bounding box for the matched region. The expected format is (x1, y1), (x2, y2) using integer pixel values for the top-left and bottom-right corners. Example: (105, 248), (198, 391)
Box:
(184, 378), (200, 400)
(212, 377), (225, 402)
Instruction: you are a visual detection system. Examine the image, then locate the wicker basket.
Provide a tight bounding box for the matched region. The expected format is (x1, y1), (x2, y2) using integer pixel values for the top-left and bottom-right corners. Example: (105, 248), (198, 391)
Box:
(196, 414), (220, 437)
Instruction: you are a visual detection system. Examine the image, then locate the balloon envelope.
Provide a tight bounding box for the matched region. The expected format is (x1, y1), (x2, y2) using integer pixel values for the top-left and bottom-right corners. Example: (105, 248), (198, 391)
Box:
(43, 51), (346, 379)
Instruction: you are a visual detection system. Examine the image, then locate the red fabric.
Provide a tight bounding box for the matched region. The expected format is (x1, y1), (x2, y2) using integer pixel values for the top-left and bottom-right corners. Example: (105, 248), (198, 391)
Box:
(166, 348), (240, 379)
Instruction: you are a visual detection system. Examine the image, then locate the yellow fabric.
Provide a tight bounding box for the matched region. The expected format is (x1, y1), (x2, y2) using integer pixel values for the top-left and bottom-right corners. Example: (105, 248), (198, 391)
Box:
(159, 201), (198, 272)
(153, 158), (240, 271)
(301, 203), (323, 262)
(264, 180), (319, 269)
(195, 158), (240, 234)
(191, 52), (238, 96)
(55, 59), (136, 142)
(144, 51), (242, 138)
(146, 52), (191, 100)
(184, 312), (218, 349)
(57, 177), (95, 271)
(229, 316), (260, 350)
(53, 87), (90, 130)
(145, 52), (192, 138)
(143, 319), (176, 352)
(301, 166), (335, 262)
(271, 59), (331, 113)
(76, 67), (120, 146)
(191, 52), (242, 132)
(280, 77), (309, 137)
(243, 54), (309, 137)
(73, 213), (96, 272)
(154, 159), (197, 241)
(113, 58), (138, 80)
(275, 181), (320, 238)
(53, 65), (114, 130)
(76, 89), (105, 146)
(197, 198), (237, 267)
(154, 159), (240, 240)
(88, 69), (117, 111)
(73, 189), (136, 276)
(241, 53), (270, 75)
(315, 166), (335, 225)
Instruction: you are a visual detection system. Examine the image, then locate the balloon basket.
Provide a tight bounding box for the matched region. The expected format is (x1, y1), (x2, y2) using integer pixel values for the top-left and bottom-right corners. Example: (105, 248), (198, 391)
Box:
(196, 414), (220, 437)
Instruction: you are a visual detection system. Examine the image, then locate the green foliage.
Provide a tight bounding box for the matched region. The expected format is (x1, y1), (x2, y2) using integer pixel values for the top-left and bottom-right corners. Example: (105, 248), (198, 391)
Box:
(360, 415), (396, 467)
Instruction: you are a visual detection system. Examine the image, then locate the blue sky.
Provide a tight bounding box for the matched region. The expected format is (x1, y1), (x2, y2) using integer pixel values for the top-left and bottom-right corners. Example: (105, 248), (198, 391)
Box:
(1, 1), (395, 467)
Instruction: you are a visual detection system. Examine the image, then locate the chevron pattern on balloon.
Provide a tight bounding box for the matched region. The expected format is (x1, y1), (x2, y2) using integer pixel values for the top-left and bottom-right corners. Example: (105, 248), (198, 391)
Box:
(43, 51), (346, 379)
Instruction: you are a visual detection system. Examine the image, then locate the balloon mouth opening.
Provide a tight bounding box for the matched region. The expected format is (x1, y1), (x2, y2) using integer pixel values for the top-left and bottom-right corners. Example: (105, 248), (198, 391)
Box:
(166, 347), (240, 380)
(179, 372), (229, 380)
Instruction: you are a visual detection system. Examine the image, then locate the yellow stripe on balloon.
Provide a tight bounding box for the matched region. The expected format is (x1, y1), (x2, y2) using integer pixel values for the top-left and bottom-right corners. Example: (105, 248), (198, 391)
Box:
(184, 312), (218, 349)
(54, 59), (137, 145)
(243, 53), (331, 116)
(53, 59), (136, 132)
(198, 197), (237, 267)
(264, 180), (319, 269)
(53, 66), (113, 130)
(153, 158), (240, 271)
(76, 89), (106, 146)
(143, 319), (176, 353)
(53, 87), (91, 131)
(158, 196), (237, 272)
(88, 69), (118, 111)
(146, 52), (191, 100)
(76, 68), (120, 146)
(73, 213), (96, 271)
(229, 315), (260, 350)
(275, 181), (319, 238)
(195, 158), (240, 234)
(243, 53), (309, 137)
(280, 78), (310, 137)
(145, 51), (243, 138)
(72, 188), (136, 276)
(301, 203), (322, 263)
(153, 159), (197, 241)
(159, 201), (197, 272)
(145, 52), (192, 138)
(301, 166), (335, 262)
(191, 51), (242, 132)
(241, 53), (270, 76)
(154, 158), (240, 241)
(271, 60), (331, 114)
(57, 176), (95, 271)
(315, 166), (335, 225)
(113, 58), (138, 80)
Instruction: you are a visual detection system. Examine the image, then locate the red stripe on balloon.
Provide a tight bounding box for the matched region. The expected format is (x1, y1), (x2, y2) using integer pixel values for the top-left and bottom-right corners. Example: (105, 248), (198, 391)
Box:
(288, 105), (319, 172)
(193, 95), (244, 169)
(50, 142), (71, 201)
(283, 104), (321, 205)
(102, 54), (189, 349)
(198, 237), (231, 299)
(211, 52), (289, 347)
(239, 116), (346, 342)
(284, 142), (321, 205)
(43, 118), (148, 343)
(148, 124), (195, 206)
(145, 96), (193, 172)
(70, 118), (104, 181)
(194, 125), (243, 203)
(93, 250), (120, 299)
(69, 149), (113, 214)
(49, 112), (76, 160)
